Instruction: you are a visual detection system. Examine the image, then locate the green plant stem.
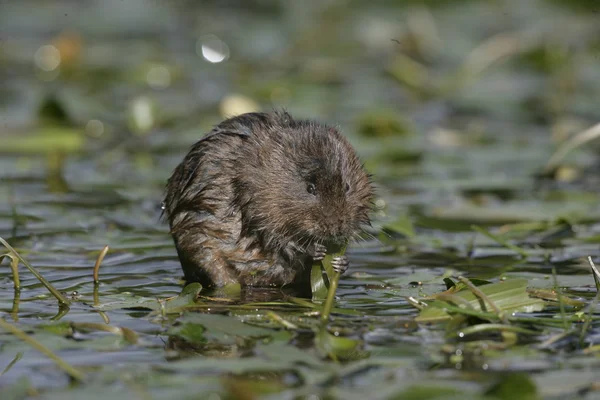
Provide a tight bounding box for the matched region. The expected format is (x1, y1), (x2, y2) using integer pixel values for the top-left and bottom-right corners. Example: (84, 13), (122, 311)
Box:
(588, 256), (600, 292)
(0, 318), (85, 381)
(471, 225), (528, 258)
(435, 293), (477, 310)
(458, 323), (539, 337)
(93, 245), (109, 284)
(11, 288), (20, 321)
(321, 270), (341, 323)
(9, 254), (19, 289)
(1, 352), (22, 376)
(552, 267), (569, 331)
(580, 291), (600, 346)
(320, 243), (347, 324)
(0, 237), (71, 306)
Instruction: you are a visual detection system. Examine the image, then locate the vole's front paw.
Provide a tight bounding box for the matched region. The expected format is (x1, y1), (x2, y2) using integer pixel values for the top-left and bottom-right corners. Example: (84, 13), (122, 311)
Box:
(331, 255), (349, 275)
(310, 243), (327, 261)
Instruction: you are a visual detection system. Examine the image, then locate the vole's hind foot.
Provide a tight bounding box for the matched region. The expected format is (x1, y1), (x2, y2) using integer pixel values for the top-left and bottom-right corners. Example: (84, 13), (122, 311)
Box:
(309, 243), (327, 261)
(331, 255), (349, 275)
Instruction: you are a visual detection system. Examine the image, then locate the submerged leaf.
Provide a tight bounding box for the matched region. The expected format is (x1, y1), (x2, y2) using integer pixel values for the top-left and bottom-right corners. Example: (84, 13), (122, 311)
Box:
(94, 283), (203, 313)
(175, 313), (277, 341)
(485, 373), (538, 400)
(315, 328), (368, 362)
(173, 323), (207, 344)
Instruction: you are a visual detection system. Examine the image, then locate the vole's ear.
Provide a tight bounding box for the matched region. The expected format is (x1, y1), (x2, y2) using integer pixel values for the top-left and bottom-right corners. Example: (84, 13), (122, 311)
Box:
(275, 108), (293, 124)
(206, 124), (252, 139)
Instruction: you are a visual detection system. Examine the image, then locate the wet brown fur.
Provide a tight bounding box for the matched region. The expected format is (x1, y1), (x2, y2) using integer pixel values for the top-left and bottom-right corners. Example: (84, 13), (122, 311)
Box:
(163, 111), (372, 288)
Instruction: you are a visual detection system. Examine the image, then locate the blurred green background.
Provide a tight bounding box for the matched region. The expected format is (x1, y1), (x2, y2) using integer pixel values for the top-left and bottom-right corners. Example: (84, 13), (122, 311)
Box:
(1, 1), (600, 398)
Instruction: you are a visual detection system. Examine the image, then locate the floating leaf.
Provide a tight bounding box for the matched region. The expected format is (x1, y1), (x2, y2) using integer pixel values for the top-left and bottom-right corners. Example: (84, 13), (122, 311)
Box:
(93, 292), (158, 311)
(174, 313), (277, 342)
(416, 279), (545, 323)
(94, 283), (203, 313)
(161, 282), (204, 313)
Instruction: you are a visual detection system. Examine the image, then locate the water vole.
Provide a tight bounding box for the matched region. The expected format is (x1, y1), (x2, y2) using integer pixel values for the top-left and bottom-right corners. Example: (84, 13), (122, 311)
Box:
(163, 111), (373, 288)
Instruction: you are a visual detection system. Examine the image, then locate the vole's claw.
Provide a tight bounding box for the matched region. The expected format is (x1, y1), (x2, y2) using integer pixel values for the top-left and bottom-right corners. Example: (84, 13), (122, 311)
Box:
(331, 255), (349, 274)
(310, 243), (327, 261)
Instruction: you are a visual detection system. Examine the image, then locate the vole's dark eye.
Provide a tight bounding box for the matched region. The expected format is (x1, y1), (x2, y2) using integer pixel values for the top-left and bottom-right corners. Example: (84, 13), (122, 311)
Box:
(306, 183), (317, 196)
(345, 183), (350, 193)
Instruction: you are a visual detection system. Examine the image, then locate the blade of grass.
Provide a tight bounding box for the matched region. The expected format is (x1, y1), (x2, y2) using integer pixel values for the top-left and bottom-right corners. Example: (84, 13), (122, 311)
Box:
(435, 293), (477, 310)
(1, 351), (23, 376)
(458, 323), (539, 337)
(11, 288), (20, 321)
(266, 311), (298, 330)
(0, 318), (85, 381)
(545, 122), (600, 173)
(539, 329), (577, 349)
(579, 290), (600, 347)
(7, 254), (20, 289)
(0, 237), (70, 306)
(552, 267), (569, 331)
(320, 270), (341, 324)
(471, 225), (528, 258)
(1, 253), (20, 289)
(588, 256), (600, 292)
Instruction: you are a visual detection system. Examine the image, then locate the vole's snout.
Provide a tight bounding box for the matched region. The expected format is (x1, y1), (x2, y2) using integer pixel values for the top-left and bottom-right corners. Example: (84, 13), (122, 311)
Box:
(321, 215), (350, 239)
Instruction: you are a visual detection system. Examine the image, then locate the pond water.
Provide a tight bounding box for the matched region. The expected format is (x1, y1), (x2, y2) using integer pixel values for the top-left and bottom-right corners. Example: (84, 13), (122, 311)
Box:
(1, 1), (600, 399)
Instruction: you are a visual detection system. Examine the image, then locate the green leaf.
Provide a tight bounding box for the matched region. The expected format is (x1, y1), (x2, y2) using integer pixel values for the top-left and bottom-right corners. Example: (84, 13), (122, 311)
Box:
(161, 282), (204, 313)
(174, 313), (276, 341)
(95, 283), (203, 313)
(416, 279), (545, 323)
(93, 292), (159, 311)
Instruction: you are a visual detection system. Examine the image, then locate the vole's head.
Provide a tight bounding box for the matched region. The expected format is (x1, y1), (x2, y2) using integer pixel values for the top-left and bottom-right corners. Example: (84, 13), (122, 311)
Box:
(232, 111), (373, 254)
